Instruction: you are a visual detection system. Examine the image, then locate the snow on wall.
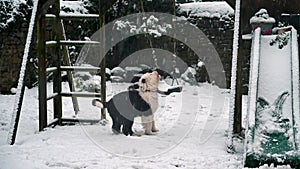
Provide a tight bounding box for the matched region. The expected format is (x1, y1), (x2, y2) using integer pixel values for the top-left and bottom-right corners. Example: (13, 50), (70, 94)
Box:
(178, 1), (234, 19)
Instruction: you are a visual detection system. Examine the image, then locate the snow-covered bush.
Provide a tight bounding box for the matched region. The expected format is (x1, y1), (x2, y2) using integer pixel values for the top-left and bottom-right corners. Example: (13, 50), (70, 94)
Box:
(0, 0), (32, 31)
(113, 15), (172, 38)
(111, 67), (127, 77)
(181, 67), (197, 84)
(74, 73), (101, 92)
(73, 64), (101, 92)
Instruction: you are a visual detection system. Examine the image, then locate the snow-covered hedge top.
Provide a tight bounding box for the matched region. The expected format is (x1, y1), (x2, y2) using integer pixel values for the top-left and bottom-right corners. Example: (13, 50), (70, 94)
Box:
(0, 0), (89, 31)
(250, 9), (276, 24)
(178, 2), (234, 19)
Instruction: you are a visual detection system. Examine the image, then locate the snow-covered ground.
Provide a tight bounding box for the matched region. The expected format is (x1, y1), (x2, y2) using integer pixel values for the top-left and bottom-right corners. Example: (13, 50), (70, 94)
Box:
(1, 1), (297, 168)
(0, 81), (246, 169)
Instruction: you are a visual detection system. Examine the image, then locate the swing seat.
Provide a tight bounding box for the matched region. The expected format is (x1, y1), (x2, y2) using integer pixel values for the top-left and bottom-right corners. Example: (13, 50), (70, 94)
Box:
(128, 80), (182, 95)
(157, 81), (182, 95)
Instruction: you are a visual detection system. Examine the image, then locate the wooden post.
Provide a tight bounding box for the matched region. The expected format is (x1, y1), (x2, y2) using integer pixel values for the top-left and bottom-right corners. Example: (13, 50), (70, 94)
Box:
(8, 0), (39, 145)
(233, 0), (244, 136)
(53, 0), (63, 125)
(100, 13), (106, 120)
(38, 16), (48, 131)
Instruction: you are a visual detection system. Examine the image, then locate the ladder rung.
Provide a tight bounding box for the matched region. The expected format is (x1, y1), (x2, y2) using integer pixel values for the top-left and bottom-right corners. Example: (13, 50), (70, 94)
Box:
(60, 66), (100, 72)
(61, 92), (101, 98)
(46, 41), (57, 46)
(49, 118), (101, 125)
(61, 118), (101, 124)
(47, 93), (59, 100)
(46, 67), (57, 73)
(60, 13), (100, 19)
(45, 13), (100, 20)
(45, 14), (56, 19)
(46, 40), (100, 46)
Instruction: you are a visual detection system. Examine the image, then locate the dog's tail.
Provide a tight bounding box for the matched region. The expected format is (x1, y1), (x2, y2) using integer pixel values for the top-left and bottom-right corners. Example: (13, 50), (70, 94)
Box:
(92, 99), (107, 109)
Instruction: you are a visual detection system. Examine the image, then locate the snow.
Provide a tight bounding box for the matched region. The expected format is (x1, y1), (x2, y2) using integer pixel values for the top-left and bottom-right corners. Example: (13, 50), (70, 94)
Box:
(181, 67), (196, 82)
(0, 0), (30, 30)
(60, 0), (88, 14)
(0, 80), (246, 168)
(259, 35), (292, 118)
(197, 61), (204, 68)
(113, 15), (172, 38)
(244, 27), (300, 168)
(111, 67), (127, 77)
(178, 2), (234, 19)
(250, 9), (276, 24)
(291, 28), (300, 145)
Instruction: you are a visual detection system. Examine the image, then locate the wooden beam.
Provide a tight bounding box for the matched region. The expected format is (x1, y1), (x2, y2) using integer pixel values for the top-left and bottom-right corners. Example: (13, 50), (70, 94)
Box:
(233, 0), (244, 136)
(61, 92), (101, 98)
(100, 14), (106, 120)
(52, 0), (63, 125)
(38, 16), (48, 131)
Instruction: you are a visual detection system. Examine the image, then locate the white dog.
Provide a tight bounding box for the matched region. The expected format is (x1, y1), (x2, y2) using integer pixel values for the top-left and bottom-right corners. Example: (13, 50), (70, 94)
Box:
(92, 71), (160, 136)
(138, 71), (160, 135)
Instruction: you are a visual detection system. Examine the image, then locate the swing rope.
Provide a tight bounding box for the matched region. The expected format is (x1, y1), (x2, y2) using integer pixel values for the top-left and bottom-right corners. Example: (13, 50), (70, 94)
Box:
(139, 0), (179, 86)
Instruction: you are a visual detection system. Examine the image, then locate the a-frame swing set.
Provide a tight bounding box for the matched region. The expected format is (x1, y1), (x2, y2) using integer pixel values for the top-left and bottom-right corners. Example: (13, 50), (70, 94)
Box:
(7, 0), (179, 145)
(7, 0), (112, 145)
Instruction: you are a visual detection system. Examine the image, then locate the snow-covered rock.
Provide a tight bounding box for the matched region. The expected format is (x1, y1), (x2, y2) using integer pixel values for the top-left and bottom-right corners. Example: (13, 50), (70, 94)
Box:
(111, 67), (126, 77)
(181, 67), (197, 83)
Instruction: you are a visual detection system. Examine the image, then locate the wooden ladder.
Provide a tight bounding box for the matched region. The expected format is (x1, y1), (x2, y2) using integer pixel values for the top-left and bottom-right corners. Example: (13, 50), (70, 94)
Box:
(37, 0), (107, 131)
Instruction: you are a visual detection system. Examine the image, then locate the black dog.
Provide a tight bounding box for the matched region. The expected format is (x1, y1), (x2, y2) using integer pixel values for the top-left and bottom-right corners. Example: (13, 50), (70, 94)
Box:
(92, 90), (152, 136)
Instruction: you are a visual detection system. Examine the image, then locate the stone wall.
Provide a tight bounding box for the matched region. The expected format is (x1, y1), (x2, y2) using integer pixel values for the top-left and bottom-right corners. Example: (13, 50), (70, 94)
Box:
(0, 15), (236, 93)
(188, 16), (235, 88)
(0, 21), (37, 94)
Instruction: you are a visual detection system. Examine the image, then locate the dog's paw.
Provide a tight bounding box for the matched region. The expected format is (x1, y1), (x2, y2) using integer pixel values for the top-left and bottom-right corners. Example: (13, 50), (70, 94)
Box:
(151, 128), (159, 132)
(132, 132), (142, 137)
(144, 131), (156, 135)
(112, 129), (121, 134)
